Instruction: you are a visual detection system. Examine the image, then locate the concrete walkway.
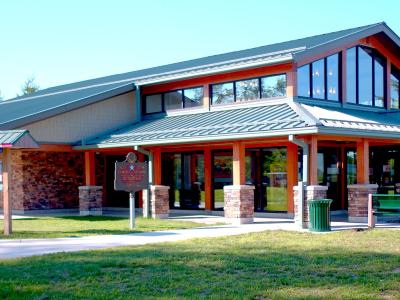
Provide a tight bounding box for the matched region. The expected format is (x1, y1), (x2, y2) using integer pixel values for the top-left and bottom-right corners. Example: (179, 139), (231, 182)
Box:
(0, 217), (399, 260)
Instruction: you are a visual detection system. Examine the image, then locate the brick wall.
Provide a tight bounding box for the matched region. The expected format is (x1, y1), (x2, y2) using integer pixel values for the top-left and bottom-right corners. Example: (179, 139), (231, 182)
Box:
(294, 185), (328, 228)
(224, 185), (255, 224)
(348, 184), (378, 222)
(0, 150), (84, 211)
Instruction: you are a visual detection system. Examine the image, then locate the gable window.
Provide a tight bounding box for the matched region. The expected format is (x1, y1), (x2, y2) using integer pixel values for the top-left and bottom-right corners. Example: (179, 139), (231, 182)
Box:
(211, 74), (287, 105)
(297, 65), (310, 97)
(327, 54), (339, 101)
(298, 53), (339, 101)
(144, 86), (204, 114)
(346, 46), (386, 107)
(312, 59), (325, 99)
(391, 66), (400, 109)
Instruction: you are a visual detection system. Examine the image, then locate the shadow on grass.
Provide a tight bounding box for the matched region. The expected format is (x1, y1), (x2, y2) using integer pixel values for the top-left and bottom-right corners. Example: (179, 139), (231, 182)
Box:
(0, 230), (399, 299)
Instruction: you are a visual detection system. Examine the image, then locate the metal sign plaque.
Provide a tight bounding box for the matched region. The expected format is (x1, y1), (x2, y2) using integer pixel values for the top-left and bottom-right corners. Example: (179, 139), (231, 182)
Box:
(114, 152), (148, 193)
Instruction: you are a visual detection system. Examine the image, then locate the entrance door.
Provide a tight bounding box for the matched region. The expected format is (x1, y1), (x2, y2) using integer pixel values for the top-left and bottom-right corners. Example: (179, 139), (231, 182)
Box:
(318, 148), (342, 210)
(246, 148), (288, 212)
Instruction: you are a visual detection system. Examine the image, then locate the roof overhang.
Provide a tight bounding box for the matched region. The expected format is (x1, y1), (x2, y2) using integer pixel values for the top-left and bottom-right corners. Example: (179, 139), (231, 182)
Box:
(293, 23), (400, 64)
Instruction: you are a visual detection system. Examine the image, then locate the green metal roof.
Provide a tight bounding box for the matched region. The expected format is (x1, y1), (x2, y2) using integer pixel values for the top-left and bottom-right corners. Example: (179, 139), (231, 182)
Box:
(1, 23), (397, 130)
(0, 130), (38, 149)
(76, 102), (317, 148)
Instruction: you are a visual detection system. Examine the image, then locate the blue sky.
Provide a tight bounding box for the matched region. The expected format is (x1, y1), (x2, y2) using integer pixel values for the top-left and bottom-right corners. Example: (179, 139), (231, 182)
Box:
(0, 0), (399, 99)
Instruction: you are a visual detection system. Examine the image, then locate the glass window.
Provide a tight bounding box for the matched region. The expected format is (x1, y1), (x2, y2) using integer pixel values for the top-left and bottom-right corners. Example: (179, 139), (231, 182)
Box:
(211, 82), (234, 105)
(346, 47), (357, 103)
(327, 54), (339, 101)
(213, 151), (232, 210)
(391, 66), (400, 109)
(261, 74), (286, 98)
(164, 90), (183, 110)
(297, 64), (310, 97)
(358, 47), (373, 106)
(374, 55), (385, 107)
(235, 78), (259, 101)
(312, 59), (325, 99)
(145, 94), (162, 113)
(183, 87), (203, 108)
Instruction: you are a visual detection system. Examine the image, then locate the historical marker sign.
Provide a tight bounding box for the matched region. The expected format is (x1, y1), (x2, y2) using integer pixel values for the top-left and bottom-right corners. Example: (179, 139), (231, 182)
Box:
(114, 152), (148, 193)
(114, 152), (149, 229)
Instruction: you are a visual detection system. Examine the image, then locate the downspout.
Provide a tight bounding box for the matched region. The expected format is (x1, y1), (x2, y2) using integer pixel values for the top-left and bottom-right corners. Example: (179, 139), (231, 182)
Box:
(288, 135), (308, 229)
(134, 146), (152, 218)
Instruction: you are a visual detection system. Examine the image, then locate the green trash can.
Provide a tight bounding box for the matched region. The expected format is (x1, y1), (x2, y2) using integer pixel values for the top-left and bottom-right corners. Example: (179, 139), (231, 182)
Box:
(307, 199), (333, 232)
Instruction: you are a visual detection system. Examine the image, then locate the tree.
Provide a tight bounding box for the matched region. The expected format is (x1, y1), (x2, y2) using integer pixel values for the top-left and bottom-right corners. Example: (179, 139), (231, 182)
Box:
(19, 76), (39, 96)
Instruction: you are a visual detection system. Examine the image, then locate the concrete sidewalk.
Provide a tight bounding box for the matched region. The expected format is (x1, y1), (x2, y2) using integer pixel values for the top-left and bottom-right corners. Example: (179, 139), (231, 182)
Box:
(0, 217), (399, 260)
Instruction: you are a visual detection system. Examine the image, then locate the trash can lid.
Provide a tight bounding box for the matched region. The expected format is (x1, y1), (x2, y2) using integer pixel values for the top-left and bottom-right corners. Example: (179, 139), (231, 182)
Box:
(306, 199), (333, 203)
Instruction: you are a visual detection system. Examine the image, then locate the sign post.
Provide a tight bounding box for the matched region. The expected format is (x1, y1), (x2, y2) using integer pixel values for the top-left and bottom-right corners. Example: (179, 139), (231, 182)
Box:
(114, 152), (148, 230)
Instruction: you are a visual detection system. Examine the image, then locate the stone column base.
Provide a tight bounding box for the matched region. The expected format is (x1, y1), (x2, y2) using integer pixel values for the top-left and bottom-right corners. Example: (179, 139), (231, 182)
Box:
(224, 185), (255, 224)
(348, 184), (378, 223)
(150, 185), (170, 219)
(79, 186), (103, 216)
(294, 185), (328, 228)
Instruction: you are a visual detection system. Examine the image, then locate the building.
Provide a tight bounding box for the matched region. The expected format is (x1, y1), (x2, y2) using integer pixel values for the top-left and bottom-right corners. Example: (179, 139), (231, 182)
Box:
(0, 22), (399, 226)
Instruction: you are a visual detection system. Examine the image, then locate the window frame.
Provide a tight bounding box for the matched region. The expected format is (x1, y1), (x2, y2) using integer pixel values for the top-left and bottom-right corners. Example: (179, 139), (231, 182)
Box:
(297, 52), (342, 102)
(210, 73), (287, 106)
(143, 85), (204, 115)
(346, 46), (387, 108)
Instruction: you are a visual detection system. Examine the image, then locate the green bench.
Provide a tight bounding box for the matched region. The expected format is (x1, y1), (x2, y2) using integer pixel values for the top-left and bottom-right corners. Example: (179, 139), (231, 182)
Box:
(368, 194), (400, 228)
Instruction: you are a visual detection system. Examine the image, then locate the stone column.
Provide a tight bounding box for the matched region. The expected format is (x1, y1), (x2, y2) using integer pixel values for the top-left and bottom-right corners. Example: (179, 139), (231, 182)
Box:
(347, 184), (378, 222)
(294, 185), (328, 228)
(224, 185), (255, 225)
(150, 185), (170, 219)
(79, 186), (103, 216)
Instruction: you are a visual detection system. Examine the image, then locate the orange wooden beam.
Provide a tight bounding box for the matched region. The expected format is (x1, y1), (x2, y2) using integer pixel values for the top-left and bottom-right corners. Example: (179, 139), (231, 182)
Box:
(356, 139), (369, 184)
(232, 141), (246, 185)
(204, 148), (212, 210)
(153, 147), (162, 185)
(309, 135), (318, 185)
(84, 151), (96, 186)
(2, 148), (11, 235)
(286, 143), (298, 213)
(286, 64), (297, 98)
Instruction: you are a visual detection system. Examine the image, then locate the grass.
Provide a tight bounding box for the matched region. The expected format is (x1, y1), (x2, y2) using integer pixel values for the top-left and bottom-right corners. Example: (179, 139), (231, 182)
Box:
(0, 216), (205, 239)
(0, 229), (399, 299)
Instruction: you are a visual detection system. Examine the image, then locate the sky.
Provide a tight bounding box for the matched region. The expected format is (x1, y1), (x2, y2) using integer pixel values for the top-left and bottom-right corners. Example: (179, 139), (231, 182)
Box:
(0, 0), (399, 100)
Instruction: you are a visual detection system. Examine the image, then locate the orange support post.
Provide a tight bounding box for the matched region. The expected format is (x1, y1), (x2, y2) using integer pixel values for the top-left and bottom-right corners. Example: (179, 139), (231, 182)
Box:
(356, 139), (369, 184)
(2, 148), (11, 235)
(309, 136), (318, 185)
(204, 148), (212, 210)
(153, 148), (162, 185)
(287, 143), (298, 213)
(232, 141), (245, 185)
(84, 151), (96, 186)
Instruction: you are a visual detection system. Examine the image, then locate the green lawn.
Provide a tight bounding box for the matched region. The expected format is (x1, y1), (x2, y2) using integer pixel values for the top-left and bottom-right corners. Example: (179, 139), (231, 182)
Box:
(1, 229), (399, 299)
(0, 216), (205, 239)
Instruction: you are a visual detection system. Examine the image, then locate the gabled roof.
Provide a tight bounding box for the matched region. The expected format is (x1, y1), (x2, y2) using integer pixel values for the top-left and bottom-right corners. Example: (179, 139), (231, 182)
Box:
(0, 130), (38, 149)
(2, 22), (399, 130)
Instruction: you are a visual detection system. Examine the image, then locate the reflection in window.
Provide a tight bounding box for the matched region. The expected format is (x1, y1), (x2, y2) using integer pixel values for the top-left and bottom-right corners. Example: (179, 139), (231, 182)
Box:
(212, 82), (234, 104)
(327, 54), (339, 101)
(312, 59), (325, 99)
(236, 79), (259, 101)
(164, 90), (183, 110)
(346, 47), (357, 103)
(391, 66), (400, 109)
(297, 64), (310, 97)
(184, 87), (203, 108)
(145, 94), (163, 113)
(374, 55), (385, 107)
(261, 74), (286, 98)
(358, 47), (373, 106)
